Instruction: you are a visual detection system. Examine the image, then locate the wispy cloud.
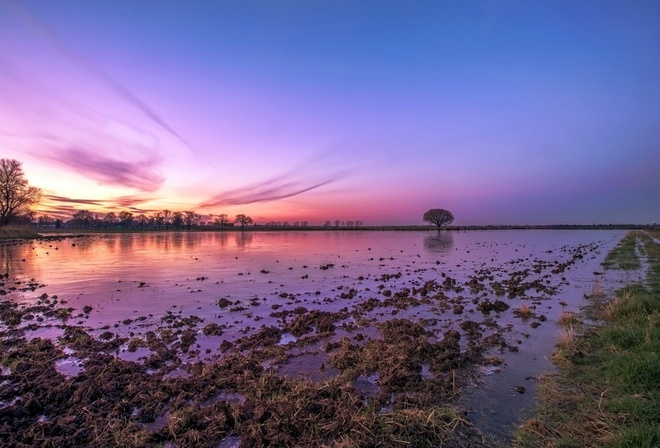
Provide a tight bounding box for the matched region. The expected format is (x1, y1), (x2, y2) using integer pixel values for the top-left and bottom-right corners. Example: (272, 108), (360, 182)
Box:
(114, 195), (157, 208)
(200, 152), (350, 207)
(43, 193), (159, 217)
(1, 0), (205, 194)
(45, 194), (103, 206)
(43, 147), (164, 192)
(201, 175), (342, 207)
(5, 0), (196, 155)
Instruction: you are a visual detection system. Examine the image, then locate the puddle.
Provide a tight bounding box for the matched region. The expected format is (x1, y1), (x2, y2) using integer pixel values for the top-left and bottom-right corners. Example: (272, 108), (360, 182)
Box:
(0, 396), (21, 409)
(218, 436), (242, 448)
(277, 352), (339, 382)
(143, 410), (171, 432)
(277, 332), (297, 345)
(55, 356), (84, 377)
(203, 391), (246, 406)
(117, 345), (152, 363)
(421, 363), (433, 379)
(354, 372), (381, 398)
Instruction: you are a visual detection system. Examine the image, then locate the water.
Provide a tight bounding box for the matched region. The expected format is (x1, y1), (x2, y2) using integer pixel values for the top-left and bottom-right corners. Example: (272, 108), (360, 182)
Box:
(1, 229), (627, 439)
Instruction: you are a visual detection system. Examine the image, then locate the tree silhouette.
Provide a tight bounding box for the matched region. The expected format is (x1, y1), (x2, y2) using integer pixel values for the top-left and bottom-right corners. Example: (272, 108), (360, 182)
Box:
(118, 211), (133, 228)
(214, 213), (229, 229)
(423, 208), (454, 229)
(235, 214), (253, 230)
(136, 214), (148, 230)
(103, 212), (117, 229)
(183, 211), (200, 230)
(153, 212), (164, 230)
(162, 210), (172, 230)
(72, 210), (93, 228)
(172, 211), (184, 230)
(0, 159), (42, 225)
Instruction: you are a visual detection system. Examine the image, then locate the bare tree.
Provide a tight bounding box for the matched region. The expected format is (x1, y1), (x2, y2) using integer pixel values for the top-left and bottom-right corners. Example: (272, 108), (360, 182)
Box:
(162, 209), (173, 230)
(72, 210), (94, 228)
(172, 211), (184, 229)
(214, 213), (229, 229)
(423, 208), (454, 229)
(37, 214), (54, 228)
(118, 211), (133, 229)
(153, 212), (164, 230)
(235, 214), (253, 230)
(0, 159), (42, 225)
(183, 211), (200, 230)
(103, 212), (118, 229)
(136, 214), (148, 230)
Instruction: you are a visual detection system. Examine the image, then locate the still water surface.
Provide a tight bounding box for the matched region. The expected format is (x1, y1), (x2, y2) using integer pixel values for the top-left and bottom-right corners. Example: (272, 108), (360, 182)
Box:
(2, 229), (629, 439)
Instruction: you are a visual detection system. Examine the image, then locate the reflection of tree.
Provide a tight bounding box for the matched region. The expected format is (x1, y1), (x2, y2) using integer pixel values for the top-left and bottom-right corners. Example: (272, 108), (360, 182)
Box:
(235, 231), (253, 247)
(214, 232), (229, 246)
(423, 232), (454, 253)
(1, 246), (9, 278)
(118, 235), (135, 253)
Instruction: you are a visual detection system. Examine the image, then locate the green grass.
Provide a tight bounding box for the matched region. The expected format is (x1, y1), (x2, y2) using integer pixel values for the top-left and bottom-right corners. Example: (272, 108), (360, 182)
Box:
(514, 230), (660, 448)
(602, 231), (645, 271)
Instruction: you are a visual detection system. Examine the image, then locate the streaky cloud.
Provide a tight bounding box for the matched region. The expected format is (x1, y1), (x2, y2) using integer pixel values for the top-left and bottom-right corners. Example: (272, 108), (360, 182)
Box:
(45, 194), (103, 206)
(200, 171), (346, 207)
(201, 149), (353, 207)
(45, 147), (164, 192)
(5, 0), (197, 156)
(114, 195), (157, 208)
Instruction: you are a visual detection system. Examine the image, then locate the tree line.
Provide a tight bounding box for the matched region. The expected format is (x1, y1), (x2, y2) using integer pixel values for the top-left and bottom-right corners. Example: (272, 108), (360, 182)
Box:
(1, 158), (384, 230)
(63, 211), (258, 230)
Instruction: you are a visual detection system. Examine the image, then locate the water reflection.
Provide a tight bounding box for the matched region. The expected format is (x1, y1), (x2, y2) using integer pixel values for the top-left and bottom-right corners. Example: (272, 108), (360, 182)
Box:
(235, 232), (253, 247)
(423, 231), (454, 253)
(118, 235), (135, 253)
(213, 232), (230, 247)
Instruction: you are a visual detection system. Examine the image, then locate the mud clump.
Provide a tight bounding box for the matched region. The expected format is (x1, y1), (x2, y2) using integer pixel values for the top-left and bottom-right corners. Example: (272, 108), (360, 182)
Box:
(477, 299), (510, 314)
(284, 309), (345, 337)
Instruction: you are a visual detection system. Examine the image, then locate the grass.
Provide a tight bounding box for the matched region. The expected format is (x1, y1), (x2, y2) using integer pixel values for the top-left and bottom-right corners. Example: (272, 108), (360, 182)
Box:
(514, 230), (660, 448)
(515, 303), (533, 317)
(557, 311), (579, 327)
(0, 225), (41, 240)
(601, 230), (653, 271)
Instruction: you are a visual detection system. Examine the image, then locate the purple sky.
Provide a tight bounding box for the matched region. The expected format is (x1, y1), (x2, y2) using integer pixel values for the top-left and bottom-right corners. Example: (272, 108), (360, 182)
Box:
(1, 0), (659, 225)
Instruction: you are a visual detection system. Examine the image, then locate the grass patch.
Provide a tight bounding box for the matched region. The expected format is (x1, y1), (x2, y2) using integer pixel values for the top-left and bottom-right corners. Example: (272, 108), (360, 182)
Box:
(557, 311), (579, 327)
(602, 231), (643, 271)
(0, 225), (40, 240)
(514, 231), (660, 448)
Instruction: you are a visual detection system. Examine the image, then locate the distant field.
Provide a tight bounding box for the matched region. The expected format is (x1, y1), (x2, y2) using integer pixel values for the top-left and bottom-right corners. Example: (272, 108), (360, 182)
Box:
(0, 225), (41, 240)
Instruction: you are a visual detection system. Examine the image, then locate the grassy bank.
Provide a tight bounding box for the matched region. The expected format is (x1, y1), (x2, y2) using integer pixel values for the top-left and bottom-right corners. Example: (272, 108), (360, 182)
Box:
(601, 230), (643, 271)
(514, 230), (660, 448)
(0, 225), (41, 240)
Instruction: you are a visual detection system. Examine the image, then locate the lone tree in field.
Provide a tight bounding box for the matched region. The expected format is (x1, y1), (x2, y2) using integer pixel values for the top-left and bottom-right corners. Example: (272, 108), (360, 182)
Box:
(423, 208), (454, 229)
(0, 158), (42, 226)
(235, 214), (253, 230)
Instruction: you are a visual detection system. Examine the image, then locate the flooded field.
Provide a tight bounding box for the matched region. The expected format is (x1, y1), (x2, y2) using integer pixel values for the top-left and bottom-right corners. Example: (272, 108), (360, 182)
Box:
(0, 229), (630, 446)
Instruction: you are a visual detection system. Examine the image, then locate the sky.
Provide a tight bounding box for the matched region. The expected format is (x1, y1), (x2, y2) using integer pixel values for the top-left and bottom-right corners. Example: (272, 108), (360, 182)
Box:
(1, 0), (659, 225)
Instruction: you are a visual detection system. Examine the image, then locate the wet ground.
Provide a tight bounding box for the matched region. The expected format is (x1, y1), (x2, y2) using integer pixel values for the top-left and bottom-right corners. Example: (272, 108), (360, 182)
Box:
(0, 230), (628, 446)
